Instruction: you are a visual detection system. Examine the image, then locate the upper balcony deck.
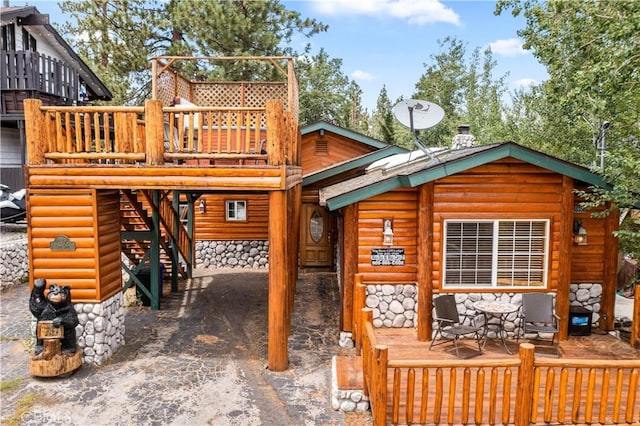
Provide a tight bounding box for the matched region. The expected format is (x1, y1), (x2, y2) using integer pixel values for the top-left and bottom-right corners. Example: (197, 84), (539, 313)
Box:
(24, 56), (301, 192)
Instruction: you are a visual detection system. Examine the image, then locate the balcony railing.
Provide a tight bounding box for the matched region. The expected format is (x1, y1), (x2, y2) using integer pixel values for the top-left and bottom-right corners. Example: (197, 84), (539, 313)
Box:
(24, 99), (296, 167)
(1, 51), (79, 100)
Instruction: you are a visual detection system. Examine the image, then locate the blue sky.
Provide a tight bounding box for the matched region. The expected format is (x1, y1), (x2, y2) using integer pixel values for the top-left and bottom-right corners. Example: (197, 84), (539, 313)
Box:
(10, 0), (548, 111)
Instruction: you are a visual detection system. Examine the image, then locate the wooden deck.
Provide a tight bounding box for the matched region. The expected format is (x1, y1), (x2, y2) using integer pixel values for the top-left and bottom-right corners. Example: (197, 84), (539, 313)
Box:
(344, 327), (640, 425)
(374, 328), (640, 361)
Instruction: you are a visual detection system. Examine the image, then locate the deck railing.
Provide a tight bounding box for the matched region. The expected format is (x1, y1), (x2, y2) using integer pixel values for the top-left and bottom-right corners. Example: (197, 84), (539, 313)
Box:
(361, 313), (640, 426)
(24, 98), (296, 167)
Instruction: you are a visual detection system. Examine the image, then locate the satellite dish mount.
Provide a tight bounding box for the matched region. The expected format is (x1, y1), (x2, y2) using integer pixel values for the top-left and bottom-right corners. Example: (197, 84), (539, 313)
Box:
(392, 99), (445, 161)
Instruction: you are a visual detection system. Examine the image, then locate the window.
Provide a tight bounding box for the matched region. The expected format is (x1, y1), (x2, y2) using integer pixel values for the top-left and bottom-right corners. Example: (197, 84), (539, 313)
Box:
(2, 24), (16, 51)
(225, 200), (247, 221)
(443, 219), (548, 288)
(22, 28), (36, 52)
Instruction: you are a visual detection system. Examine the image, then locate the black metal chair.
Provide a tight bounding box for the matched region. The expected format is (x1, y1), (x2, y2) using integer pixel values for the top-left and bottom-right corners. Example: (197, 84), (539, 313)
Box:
(429, 295), (484, 358)
(518, 293), (560, 356)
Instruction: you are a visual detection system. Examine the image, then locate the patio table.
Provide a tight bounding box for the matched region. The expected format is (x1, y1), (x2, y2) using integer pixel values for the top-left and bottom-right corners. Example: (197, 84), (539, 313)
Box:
(473, 300), (519, 355)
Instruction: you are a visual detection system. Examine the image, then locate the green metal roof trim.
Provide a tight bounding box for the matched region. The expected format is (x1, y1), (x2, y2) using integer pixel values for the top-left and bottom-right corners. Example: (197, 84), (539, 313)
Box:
(324, 142), (609, 211)
(325, 176), (406, 211)
(303, 145), (407, 186)
(301, 121), (389, 149)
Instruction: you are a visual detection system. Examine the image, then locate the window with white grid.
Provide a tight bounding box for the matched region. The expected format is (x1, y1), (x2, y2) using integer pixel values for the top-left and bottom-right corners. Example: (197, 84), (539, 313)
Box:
(443, 219), (548, 288)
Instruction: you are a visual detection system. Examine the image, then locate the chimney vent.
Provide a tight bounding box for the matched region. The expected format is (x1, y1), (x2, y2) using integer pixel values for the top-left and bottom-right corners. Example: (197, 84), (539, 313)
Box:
(452, 124), (475, 149)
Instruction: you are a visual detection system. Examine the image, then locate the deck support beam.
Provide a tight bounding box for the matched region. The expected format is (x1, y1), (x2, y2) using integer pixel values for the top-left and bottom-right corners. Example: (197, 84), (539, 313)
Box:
(268, 190), (289, 371)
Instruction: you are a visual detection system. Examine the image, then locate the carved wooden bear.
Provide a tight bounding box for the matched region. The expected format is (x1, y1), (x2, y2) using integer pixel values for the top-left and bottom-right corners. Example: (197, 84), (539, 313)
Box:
(29, 278), (79, 355)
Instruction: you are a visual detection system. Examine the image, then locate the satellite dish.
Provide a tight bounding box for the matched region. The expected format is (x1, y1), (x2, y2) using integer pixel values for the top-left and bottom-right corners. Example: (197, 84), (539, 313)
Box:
(391, 99), (445, 163)
(392, 99), (444, 130)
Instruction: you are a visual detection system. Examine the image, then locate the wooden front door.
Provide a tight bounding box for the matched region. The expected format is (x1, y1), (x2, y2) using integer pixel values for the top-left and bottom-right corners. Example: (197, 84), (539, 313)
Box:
(300, 204), (333, 267)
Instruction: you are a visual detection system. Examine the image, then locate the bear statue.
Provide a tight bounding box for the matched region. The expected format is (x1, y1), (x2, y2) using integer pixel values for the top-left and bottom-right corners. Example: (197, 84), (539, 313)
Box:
(29, 278), (79, 355)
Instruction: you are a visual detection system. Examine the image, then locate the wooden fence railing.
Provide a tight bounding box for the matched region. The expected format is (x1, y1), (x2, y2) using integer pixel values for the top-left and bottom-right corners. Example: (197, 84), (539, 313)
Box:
(361, 313), (640, 426)
(24, 99), (295, 167)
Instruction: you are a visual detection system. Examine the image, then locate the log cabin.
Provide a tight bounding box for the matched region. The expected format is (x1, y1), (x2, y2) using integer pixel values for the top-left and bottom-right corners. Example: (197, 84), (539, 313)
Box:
(318, 141), (622, 343)
(1, 6), (112, 190)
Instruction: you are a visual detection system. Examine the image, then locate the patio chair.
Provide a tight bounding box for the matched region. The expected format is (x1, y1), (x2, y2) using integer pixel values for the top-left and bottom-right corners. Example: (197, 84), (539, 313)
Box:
(518, 293), (560, 356)
(429, 295), (484, 358)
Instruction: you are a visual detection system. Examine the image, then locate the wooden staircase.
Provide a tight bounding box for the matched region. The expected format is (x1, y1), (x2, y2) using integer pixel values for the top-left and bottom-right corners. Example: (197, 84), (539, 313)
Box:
(120, 189), (192, 281)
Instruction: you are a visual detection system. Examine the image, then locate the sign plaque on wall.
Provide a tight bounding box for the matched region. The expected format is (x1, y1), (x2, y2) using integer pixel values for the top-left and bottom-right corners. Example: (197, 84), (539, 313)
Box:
(371, 248), (405, 266)
(50, 235), (76, 252)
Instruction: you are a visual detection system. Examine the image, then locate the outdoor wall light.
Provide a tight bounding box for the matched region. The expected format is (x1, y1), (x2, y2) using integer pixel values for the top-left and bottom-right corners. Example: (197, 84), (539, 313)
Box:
(199, 199), (206, 214)
(382, 218), (394, 246)
(573, 219), (587, 246)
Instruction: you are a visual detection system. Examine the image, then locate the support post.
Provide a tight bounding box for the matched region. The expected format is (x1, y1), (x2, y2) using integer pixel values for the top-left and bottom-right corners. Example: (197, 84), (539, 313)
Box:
(150, 190), (161, 310)
(171, 191), (180, 292)
(557, 176), (574, 339)
(342, 203), (358, 332)
(268, 190), (288, 371)
(601, 203), (619, 331)
(514, 343), (535, 426)
(24, 99), (45, 165)
(417, 183), (433, 341)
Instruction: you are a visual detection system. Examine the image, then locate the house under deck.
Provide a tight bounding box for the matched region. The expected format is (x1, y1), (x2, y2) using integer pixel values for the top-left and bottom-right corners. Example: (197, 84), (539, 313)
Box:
(24, 56), (301, 371)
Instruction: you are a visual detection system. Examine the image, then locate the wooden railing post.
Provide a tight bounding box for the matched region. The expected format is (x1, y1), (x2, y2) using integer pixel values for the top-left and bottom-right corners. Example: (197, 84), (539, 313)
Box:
(24, 99), (45, 165)
(373, 345), (389, 426)
(266, 99), (285, 166)
(361, 308), (373, 397)
(353, 274), (365, 352)
(515, 343), (535, 426)
(145, 99), (165, 165)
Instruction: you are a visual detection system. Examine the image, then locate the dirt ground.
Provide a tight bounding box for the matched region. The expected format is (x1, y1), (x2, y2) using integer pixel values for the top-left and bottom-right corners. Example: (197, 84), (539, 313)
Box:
(0, 269), (372, 425)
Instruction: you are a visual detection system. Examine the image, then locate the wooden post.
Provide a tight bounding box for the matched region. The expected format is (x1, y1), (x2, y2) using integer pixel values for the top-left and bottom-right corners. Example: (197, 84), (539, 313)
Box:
(342, 203), (358, 332)
(632, 283), (640, 348)
(266, 100), (285, 166)
(557, 176), (574, 339)
(373, 345), (389, 426)
(145, 100), (165, 165)
(515, 343), (535, 426)
(417, 183), (433, 341)
(601, 204), (619, 331)
(353, 274), (365, 353)
(24, 99), (45, 165)
(268, 190), (288, 371)
(361, 308), (373, 398)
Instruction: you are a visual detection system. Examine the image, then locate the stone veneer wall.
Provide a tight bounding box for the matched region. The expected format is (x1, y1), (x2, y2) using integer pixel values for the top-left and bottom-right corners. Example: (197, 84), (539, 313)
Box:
(195, 240), (269, 269)
(355, 283), (602, 338)
(365, 284), (418, 328)
(73, 293), (126, 365)
(0, 238), (29, 287)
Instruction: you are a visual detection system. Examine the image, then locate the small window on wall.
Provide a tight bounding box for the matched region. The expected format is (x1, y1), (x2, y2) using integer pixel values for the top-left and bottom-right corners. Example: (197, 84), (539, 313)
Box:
(226, 200), (247, 221)
(443, 219), (549, 288)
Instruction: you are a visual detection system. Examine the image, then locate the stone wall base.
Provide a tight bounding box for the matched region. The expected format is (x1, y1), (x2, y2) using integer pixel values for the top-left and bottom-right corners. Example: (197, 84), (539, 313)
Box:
(74, 293), (125, 365)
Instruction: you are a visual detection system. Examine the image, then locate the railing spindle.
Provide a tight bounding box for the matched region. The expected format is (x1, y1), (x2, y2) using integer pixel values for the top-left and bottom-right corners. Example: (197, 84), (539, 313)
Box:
(558, 368), (568, 423)
(448, 368), (456, 424)
(475, 368), (485, 424)
(405, 368), (415, 425)
(571, 369), (583, 422)
(626, 368), (638, 423)
(462, 367), (471, 424)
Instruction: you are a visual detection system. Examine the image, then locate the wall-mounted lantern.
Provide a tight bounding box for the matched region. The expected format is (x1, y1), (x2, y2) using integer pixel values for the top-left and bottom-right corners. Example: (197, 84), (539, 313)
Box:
(382, 218), (394, 246)
(199, 199), (206, 214)
(573, 219), (587, 246)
